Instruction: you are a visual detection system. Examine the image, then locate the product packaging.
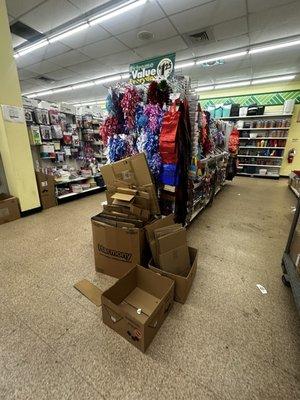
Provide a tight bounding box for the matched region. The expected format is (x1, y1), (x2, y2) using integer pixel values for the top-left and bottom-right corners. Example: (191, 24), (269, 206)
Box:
(0, 194), (20, 225)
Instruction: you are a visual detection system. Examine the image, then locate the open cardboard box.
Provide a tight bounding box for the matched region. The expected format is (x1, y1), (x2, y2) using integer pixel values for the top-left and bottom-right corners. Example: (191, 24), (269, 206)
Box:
(91, 214), (149, 278)
(149, 247), (198, 304)
(0, 194), (20, 225)
(102, 265), (174, 352)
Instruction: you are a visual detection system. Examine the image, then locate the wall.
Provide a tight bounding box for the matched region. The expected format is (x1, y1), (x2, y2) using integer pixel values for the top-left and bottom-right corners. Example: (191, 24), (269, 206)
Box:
(199, 80), (300, 176)
(0, 0), (40, 211)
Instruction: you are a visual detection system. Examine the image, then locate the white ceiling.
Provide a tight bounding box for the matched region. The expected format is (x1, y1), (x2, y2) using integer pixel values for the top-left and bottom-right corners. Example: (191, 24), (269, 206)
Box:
(6, 0), (300, 103)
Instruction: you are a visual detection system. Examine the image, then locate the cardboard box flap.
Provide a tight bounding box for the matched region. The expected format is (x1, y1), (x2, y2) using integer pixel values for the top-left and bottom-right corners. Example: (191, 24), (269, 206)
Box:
(74, 279), (102, 307)
(157, 228), (187, 254)
(124, 287), (160, 316)
(111, 193), (135, 202)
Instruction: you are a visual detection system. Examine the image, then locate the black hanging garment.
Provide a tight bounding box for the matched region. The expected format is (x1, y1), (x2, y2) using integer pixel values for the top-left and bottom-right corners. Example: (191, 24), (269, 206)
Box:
(175, 99), (192, 225)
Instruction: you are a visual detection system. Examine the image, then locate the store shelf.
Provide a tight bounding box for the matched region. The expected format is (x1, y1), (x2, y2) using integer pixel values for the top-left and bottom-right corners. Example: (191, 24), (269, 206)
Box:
(57, 186), (103, 199)
(289, 185), (300, 198)
(239, 146), (285, 149)
(55, 174), (101, 185)
(238, 155), (283, 159)
(240, 137), (287, 140)
(238, 127), (289, 130)
(239, 163), (280, 168)
(199, 152), (228, 164)
(237, 172), (279, 179)
(220, 114), (292, 120)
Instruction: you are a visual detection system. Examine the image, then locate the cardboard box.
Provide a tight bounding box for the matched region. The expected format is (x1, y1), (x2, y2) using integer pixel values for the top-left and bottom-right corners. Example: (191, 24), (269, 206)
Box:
(91, 215), (147, 278)
(35, 172), (57, 209)
(0, 194), (20, 225)
(101, 153), (160, 215)
(102, 265), (174, 352)
(149, 247), (198, 303)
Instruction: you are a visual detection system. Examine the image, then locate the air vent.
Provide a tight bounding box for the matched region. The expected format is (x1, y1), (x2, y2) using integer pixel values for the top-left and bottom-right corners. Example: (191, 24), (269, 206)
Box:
(35, 76), (56, 84)
(184, 28), (215, 46)
(10, 21), (44, 45)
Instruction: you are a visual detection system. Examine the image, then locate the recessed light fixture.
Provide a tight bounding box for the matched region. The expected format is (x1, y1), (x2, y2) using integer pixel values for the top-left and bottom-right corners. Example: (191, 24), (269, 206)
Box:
(137, 30), (154, 41)
(195, 85), (214, 92)
(215, 80), (251, 89)
(252, 75), (296, 84)
(14, 0), (148, 58)
(249, 40), (300, 54)
(175, 61), (196, 70)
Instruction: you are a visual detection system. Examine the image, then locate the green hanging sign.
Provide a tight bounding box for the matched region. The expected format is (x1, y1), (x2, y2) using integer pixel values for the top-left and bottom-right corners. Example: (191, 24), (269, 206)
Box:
(129, 53), (176, 85)
(200, 90), (300, 108)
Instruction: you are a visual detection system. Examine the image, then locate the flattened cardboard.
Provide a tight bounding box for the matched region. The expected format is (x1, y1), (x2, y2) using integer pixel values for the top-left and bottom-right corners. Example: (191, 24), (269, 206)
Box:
(159, 244), (190, 276)
(157, 228), (187, 254)
(92, 214), (147, 278)
(0, 194), (20, 225)
(149, 247), (198, 303)
(145, 214), (175, 242)
(101, 265), (174, 352)
(74, 279), (102, 306)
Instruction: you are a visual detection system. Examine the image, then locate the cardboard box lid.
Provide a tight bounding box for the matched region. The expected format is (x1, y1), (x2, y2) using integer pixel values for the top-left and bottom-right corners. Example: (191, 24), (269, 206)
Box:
(0, 193), (16, 202)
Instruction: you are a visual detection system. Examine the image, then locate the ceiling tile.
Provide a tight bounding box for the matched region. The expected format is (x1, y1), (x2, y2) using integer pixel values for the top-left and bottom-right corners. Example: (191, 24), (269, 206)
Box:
(67, 0), (110, 13)
(247, 0), (296, 13)
(192, 35), (249, 58)
(157, 0), (209, 15)
(17, 68), (39, 80)
(135, 36), (188, 59)
(174, 49), (196, 61)
(99, 0), (164, 35)
(169, 0), (247, 34)
(48, 49), (91, 68)
(15, 42), (71, 68)
(248, 1), (300, 34)
(56, 25), (111, 49)
(20, 0), (81, 33)
(6, 0), (45, 18)
(116, 18), (177, 49)
(98, 50), (141, 68)
(79, 37), (127, 58)
(26, 60), (62, 74)
(45, 68), (79, 81)
(67, 59), (110, 77)
(213, 16), (248, 41)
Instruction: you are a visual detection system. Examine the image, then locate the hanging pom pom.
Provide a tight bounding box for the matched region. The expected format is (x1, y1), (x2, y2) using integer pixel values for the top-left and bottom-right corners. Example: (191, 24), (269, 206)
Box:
(144, 104), (163, 133)
(120, 86), (140, 130)
(147, 152), (161, 178)
(108, 135), (127, 162)
(157, 79), (171, 107)
(147, 81), (159, 104)
(100, 116), (118, 145)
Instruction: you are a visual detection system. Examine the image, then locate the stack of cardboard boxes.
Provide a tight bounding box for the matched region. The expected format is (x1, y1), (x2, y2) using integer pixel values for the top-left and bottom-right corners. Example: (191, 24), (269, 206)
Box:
(91, 153), (198, 352)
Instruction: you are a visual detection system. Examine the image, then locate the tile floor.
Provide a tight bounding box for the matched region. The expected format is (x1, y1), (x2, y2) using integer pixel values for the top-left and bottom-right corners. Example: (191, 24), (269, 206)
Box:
(0, 177), (299, 400)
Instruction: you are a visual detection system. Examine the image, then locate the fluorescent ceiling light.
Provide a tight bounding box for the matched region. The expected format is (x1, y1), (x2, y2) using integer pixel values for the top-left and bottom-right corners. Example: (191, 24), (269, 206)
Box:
(18, 40), (48, 56)
(38, 90), (54, 97)
(215, 80), (251, 89)
(196, 51), (247, 65)
(52, 87), (73, 94)
(95, 75), (121, 85)
(175, 61), (195, 70)
(14, 53), (20, 59)
(48, 23), (89, 43)
(121, 73), (130, 79)
(27, 93), (38, 99)
(195, 85), (214, 92)
(249, 40), (300, 54)
(89, 0), (147, 26)
(252, 75), (295, 84)
(72, 82), (95, 90)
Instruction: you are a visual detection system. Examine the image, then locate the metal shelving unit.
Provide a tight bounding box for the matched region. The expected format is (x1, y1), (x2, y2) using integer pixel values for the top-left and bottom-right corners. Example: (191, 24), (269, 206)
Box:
(281, 197), (300, 315)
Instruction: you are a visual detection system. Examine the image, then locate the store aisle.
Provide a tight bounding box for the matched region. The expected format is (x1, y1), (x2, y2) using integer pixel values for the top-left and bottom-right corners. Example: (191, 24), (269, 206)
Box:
(0, 177), (299, 400)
